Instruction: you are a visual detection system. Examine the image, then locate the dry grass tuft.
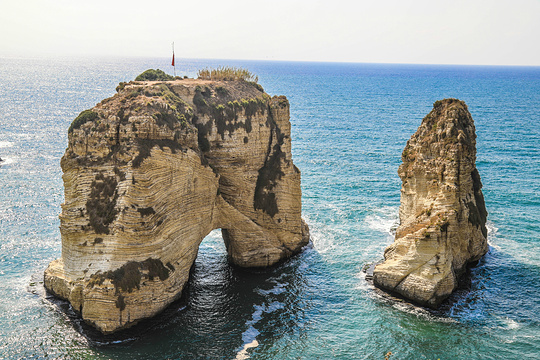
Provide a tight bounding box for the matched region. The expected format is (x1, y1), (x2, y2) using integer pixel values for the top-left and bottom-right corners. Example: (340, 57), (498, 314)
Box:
(197, 66), (259, 83)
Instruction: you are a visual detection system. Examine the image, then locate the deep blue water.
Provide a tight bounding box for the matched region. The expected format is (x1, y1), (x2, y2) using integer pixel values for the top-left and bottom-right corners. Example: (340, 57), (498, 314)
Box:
(1, 57), (539, 359)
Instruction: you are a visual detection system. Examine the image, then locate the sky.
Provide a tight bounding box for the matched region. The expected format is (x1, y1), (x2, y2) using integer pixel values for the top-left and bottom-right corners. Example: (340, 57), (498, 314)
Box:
(1, 0), (540, 66)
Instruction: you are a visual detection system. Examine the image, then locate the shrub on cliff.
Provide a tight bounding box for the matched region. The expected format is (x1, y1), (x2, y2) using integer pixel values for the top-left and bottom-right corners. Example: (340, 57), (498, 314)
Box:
(135, 69), (175, 81)
(69, 109), (98, 133)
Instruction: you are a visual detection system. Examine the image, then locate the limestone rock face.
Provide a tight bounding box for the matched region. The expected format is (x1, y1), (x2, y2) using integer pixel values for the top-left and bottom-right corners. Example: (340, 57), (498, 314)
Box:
(373, 99), (488, 308)
(44, 79), (309, 333)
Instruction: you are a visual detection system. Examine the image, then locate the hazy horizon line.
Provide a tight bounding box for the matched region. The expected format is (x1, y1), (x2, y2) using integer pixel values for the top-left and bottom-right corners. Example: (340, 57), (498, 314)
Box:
(2, 54), (540, 69)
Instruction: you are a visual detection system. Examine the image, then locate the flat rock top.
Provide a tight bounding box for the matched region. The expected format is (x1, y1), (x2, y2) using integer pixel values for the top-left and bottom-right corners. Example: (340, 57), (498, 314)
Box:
(117, 78), (265, 106)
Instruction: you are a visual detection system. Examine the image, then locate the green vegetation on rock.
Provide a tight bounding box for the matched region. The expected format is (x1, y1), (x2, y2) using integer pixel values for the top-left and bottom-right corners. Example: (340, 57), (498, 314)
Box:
(69, 109), (98, 133)
(192, 85), (269, 144)
(135, 69), (175, 81)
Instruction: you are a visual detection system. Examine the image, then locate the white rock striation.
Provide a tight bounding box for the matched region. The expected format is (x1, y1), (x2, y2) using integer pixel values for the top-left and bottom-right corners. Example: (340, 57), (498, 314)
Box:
(44, 78), (309, 333)
(373, 99), (488, 308)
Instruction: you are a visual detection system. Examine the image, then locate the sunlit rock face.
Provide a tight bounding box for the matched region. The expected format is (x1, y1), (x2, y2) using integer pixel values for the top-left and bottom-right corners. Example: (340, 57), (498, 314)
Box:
(44, 78), (309, 333)
(373, 99), (488, 308)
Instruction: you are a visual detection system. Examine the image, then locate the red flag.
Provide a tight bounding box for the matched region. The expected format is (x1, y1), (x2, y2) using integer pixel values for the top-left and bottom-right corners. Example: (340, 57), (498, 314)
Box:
(171, 53), (175, 67)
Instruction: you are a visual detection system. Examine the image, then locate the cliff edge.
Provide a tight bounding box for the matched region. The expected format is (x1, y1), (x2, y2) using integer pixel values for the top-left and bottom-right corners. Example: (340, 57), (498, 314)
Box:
(44, 73), (309, 333)
(373, 99), (488, 308)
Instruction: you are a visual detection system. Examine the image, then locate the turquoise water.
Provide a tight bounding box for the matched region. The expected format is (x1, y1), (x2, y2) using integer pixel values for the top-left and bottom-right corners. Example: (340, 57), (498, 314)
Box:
(1, 58), (539, 359)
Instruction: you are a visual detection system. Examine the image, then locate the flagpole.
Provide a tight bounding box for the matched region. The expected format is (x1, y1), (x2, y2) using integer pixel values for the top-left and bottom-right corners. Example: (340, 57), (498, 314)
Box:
(172, 42), (176, 77)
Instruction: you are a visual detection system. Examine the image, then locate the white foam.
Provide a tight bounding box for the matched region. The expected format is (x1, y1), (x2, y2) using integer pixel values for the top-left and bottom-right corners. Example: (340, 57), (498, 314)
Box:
(236, 315), (262, 360)
(257, 282), (287, 296)
(354, 271), (373, 291)
(266, 301), (285, 312)
(303, 214), (338, 255)
(0, 157), (15, 165)
(14, 133), (32, 139)
(486, 222), (540, 266)
(391, 301), (457, 323)
(250, 305), (264, 323)
(235, 296), (286, 359)
(365, 206), (399, 235)
(486, 221), (498, 237)
(235, 339), (259, 360)
(496, 316), (521, 330)
(505, 318), (520, 330)
(0, 141), (13, 148)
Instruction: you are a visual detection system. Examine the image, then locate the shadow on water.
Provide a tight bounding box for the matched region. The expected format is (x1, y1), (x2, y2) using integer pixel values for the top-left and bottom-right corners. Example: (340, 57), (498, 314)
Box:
(43, 237), (334, 359)
(366, 244), (540, 324)
(366, 242), (540, 347)
(446, 245), (540, 326)
(360, 244), (540, 359)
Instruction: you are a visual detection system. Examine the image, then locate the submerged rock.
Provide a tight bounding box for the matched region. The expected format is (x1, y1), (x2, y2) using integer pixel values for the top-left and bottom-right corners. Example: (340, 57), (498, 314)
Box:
(44, 75), (309, 333)
(373, 99), (488, 308)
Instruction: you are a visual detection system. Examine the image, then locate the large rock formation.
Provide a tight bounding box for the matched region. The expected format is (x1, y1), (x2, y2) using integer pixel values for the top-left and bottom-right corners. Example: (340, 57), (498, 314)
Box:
(373, 99), (488, 308)
(45, 75), (309, 333)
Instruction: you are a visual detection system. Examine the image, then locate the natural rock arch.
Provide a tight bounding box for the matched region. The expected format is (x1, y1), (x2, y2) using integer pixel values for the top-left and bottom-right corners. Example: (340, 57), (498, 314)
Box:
(45, 78), (309, 333)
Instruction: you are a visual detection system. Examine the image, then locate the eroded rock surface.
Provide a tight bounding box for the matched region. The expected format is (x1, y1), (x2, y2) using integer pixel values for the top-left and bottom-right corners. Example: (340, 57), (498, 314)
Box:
(45, 78), (309, 333)
(373, 99), (488, 308)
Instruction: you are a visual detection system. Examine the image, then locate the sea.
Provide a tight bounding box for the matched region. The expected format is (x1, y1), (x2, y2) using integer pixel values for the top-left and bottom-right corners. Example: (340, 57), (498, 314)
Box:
(0, 57), (539, 359)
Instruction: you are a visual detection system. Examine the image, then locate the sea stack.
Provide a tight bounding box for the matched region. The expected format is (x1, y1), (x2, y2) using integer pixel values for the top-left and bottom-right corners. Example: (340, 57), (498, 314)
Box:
(44, 71), (309, 333)
(373, 98), (488, 308)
